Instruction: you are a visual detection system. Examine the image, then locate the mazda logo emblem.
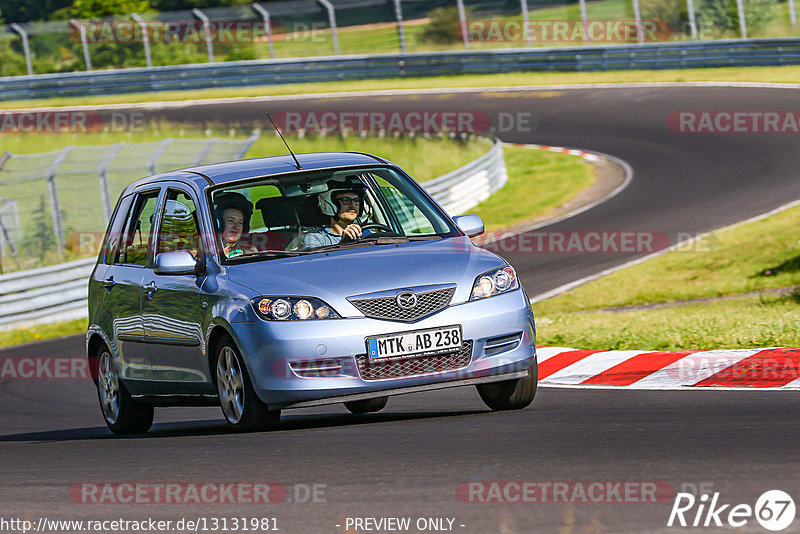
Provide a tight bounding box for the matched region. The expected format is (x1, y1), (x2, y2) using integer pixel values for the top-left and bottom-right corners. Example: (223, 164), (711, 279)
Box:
(396, 290), (418, 310)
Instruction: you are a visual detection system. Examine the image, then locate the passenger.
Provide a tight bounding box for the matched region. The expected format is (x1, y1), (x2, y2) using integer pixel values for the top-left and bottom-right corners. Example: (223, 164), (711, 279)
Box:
(214, 192), (258, 258)
(303, 188), (369, 248)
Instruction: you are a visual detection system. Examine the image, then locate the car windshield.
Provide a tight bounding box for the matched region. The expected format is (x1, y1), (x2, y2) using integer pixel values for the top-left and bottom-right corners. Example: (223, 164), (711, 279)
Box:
(209, 166), (459, 261)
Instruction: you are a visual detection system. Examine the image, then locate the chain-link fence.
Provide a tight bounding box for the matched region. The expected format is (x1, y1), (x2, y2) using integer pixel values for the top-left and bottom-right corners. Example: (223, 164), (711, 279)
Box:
(0, 132), (260, 273)
(0, 0), (796, 77)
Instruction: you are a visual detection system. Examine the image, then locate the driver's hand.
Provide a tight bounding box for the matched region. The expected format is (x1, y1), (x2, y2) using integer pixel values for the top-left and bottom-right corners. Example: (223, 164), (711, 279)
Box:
(342, 223), (362, 240)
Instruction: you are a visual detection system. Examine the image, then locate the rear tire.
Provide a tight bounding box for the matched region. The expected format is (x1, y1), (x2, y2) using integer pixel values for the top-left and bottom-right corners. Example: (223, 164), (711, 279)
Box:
(476, 360), (537, 411)
(344, 396), (388, 414)
(215, 335), (280, 432)
(95, 347), (154, 434)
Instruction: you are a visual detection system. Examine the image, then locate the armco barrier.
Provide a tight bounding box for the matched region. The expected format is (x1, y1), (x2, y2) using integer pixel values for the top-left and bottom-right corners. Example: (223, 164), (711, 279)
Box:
(0, 138), (507, 330)
(2, 38), (800, 100)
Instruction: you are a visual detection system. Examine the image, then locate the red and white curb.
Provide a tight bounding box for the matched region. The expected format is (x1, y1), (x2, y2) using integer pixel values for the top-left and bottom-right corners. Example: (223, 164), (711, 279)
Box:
(536, 346), (800, 389)
(506, 142), (604, 162)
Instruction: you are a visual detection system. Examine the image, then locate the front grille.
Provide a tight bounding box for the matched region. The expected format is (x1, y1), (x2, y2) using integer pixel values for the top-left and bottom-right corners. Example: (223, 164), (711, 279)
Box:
(348, 286), (456, 322)
(355, 340), (473, 380)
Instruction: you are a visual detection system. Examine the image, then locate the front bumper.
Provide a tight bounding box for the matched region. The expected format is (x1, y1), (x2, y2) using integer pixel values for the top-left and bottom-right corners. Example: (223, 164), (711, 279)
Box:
(229, 288), (536, 409)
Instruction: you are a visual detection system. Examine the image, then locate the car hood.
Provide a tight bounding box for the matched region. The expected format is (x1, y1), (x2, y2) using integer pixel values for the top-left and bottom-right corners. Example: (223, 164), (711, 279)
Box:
(226, 236), (506, 308)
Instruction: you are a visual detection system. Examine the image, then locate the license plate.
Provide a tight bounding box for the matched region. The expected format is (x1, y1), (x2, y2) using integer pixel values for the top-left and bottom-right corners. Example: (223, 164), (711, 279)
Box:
(366, 325), (462, 360)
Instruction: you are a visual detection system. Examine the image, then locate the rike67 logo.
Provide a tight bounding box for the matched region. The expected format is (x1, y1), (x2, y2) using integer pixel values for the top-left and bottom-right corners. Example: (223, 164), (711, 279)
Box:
(668, 490), (796, 531)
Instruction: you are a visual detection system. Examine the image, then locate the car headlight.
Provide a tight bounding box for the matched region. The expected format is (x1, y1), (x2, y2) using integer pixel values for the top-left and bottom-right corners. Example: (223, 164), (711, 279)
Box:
(252, 297), (341, 321)
(470, 265), (519, 300)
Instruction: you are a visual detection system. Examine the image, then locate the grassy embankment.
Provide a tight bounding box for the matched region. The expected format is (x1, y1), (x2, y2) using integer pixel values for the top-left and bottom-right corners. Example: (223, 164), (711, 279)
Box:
(535, 204), (800, 350)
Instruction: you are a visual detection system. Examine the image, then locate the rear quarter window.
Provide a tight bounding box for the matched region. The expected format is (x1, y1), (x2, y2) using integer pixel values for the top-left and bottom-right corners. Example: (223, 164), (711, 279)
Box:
(102, 194), (134, 265)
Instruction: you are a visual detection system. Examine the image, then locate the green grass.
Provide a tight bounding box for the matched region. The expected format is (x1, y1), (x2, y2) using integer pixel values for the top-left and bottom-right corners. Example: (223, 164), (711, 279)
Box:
(537, 204), (800, 314)
(0, 125), (490, 182)
(0, 318), (87, 348)
(536, 291), (800, 350)
(534, 203), (800, 350)
(5, 65), (800, 110)
(470, 146), (594, 231)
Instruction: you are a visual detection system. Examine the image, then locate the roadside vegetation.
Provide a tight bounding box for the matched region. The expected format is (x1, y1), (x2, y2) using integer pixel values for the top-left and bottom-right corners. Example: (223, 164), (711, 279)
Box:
(5, 64), (800, 110)
(535, 204), (800, 349)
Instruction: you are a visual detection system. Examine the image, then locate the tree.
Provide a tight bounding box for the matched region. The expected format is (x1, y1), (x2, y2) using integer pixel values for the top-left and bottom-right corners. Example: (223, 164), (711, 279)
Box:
(696, 0), (778, 37)
(419, 6), (463, 44)
(0, 0), (72, 23)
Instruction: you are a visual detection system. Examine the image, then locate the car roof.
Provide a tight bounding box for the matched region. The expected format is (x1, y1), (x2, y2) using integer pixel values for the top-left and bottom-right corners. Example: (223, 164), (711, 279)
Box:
(128, 152), (391, 189)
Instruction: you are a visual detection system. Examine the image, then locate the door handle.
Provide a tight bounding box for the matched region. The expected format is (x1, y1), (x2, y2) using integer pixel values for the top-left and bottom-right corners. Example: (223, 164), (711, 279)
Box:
(144, 281), (158, 299)
(103, 277), (115, 291)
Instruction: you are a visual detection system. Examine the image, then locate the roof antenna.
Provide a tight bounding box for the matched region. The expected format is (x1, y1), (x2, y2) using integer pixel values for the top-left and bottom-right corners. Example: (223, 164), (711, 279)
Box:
(265, 112), (302, 170)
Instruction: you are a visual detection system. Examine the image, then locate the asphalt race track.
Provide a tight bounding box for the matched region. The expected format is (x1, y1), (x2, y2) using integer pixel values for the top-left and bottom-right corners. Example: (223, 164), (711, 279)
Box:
(2, 85), (800, 533)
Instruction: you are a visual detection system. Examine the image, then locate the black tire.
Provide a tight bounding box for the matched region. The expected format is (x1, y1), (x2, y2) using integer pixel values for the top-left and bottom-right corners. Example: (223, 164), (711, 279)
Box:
(214, 335), (280, 432)
(344, 396), (388, 414)
(95, 346), (154, 434)
(476, 360), (538, 411)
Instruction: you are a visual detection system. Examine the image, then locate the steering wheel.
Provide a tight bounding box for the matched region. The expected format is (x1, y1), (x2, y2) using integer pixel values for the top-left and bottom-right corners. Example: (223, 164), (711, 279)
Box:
(339, 223), (396, 244)
(360, 223), (394, 233)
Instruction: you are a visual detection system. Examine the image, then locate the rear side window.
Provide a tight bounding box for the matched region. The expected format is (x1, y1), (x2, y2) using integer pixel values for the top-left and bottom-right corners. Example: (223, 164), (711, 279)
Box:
(157, 189), (200, 257)
(116, 190), (160, 266)
(103, 194), (133, 265)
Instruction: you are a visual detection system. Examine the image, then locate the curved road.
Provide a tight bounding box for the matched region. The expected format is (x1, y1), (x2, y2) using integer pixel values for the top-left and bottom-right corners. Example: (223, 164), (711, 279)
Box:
(2, 86), (799, 533)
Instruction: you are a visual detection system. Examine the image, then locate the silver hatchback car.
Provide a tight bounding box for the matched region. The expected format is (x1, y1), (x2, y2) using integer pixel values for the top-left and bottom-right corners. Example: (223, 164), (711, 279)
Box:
(87, 152), (537, 433)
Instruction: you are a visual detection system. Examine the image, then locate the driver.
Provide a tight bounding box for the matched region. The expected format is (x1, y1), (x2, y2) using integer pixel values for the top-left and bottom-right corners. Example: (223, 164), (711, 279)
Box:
(214, 191), (258, 258)
(303, 187), (369, 248)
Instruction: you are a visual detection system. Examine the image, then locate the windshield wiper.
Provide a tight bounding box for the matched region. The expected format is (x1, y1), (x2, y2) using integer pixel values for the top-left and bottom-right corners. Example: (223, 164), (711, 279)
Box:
(241, 249), (314, 258)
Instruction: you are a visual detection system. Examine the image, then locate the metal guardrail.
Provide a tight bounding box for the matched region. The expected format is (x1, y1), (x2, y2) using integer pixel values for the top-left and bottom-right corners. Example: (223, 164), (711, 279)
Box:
(2, 38), (800, 100)
(0, 258), (95, 329)
(426, 138), (507, 216)
(0, 139), (507, 331)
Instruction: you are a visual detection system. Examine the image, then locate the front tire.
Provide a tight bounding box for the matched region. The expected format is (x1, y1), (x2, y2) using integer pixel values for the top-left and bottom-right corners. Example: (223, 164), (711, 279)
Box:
(344, 396), (388, 414)
(476, 360), (537, 411)
(215, 336), (280, 432)
(96, 347), (154, 434)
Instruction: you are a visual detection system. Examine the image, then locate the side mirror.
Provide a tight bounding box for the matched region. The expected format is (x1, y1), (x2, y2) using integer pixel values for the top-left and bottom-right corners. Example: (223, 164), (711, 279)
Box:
(154, 250), (202, 275)
(453, 214), (485, 237)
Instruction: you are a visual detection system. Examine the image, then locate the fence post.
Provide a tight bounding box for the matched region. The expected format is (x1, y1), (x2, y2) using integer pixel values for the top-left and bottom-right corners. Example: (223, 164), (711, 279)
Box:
(10, 24), (33, 76)
(316, 0), (340, 54)
(631, 0), (644, 43)
(234, 130), (261, 159)
(98, 143), (124, 223)
(131, 13), (153, 68)
(252, 3), (276, 59)
(686, 0), (698, 39)
(578, 0), (590, 43)
(790, 0), (797, 28)
(520, 0), (532, 46)
(456, 0), (469, 49)
(69, 19), (93, 71)
(148, 139), (173, 175)
(192, 8), (216, 62)
(393, 0), (407, 53)
(195, 139), (219, 165)
(735, 0), (747, 38)
(0, 153), (21, 270)
(46, 147), (74, 256)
